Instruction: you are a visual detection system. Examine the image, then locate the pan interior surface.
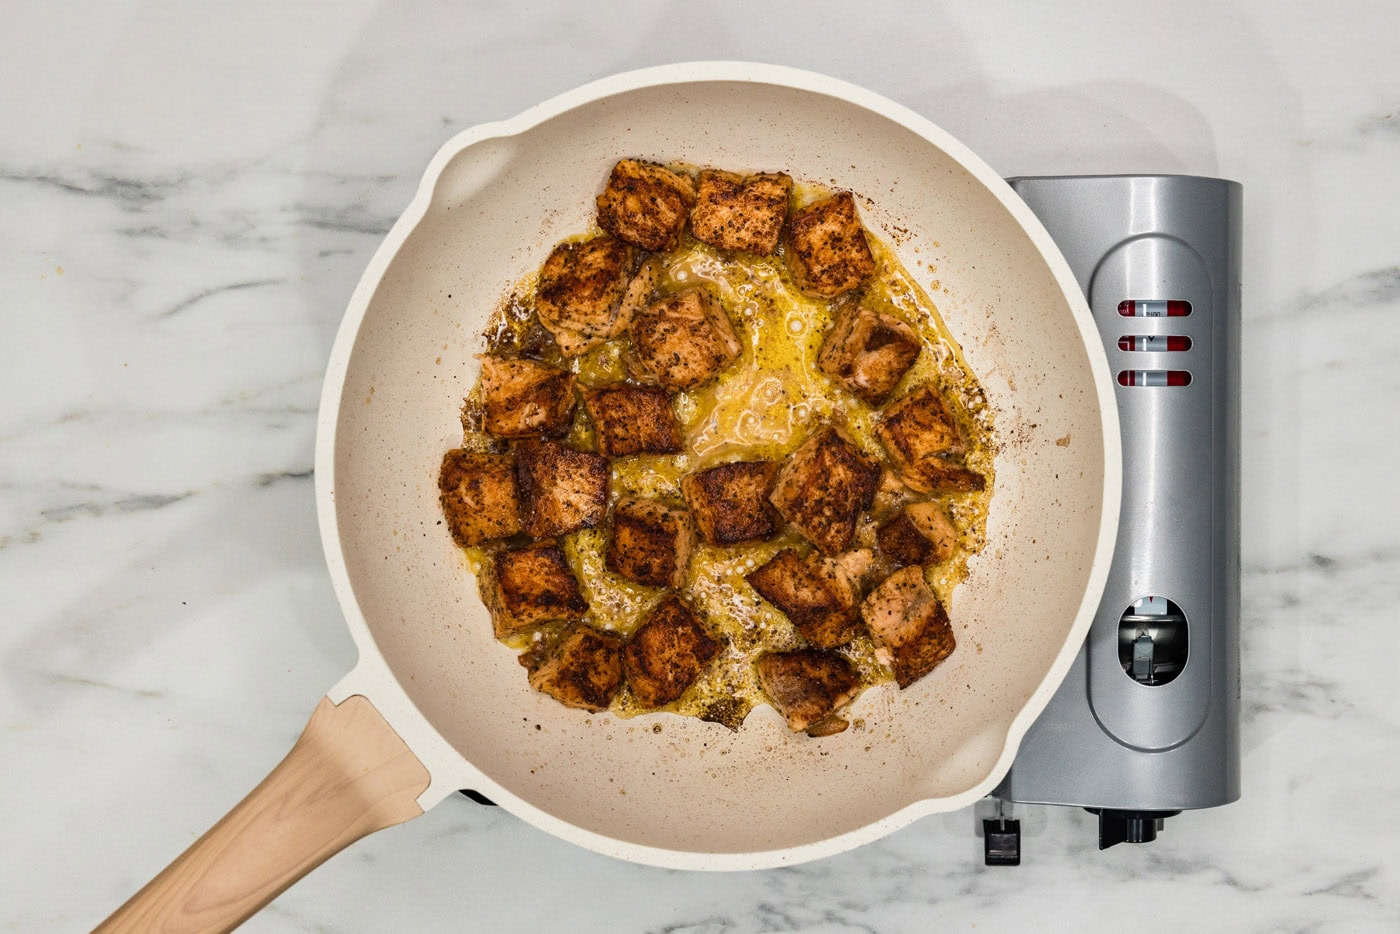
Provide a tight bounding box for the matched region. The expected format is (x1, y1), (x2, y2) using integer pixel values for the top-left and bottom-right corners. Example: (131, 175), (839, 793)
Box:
(325, 70), (1114, 863)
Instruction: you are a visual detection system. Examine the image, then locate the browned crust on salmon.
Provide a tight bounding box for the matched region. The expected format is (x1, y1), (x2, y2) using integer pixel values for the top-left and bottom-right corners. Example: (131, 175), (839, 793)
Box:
(623, 595), (721, 708)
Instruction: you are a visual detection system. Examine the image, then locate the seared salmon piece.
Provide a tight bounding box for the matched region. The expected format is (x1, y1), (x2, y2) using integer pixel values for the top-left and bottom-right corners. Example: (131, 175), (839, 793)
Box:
(785, 192), (877, 298)
(877, 501), (958, 567)
(611, 255), (663, 338)
(527, 623), (624, 711)
(875, 383), (984, 494)
(605, 497), (695, 589)
(596, 159), (696, 252)
(515, 439), (609, 538)
(478, 355), (577, 439)
(628, 287), (742, 390)
(860, 565), (956, 688)
(745, 547), (867, 649)
(535, 235), (637, 357)
(769, 424), (881, 556)
(582, 385), (682, 458)
(481, 543), (588, 638)
(754, 649), (860, 733)
(680, 460), (781, 546)
(690, 169), (793, 255)
(623, 595), (721, 707)
(816, 301), (922, 405)
(439, 450), (522, 547)
(910, 460), (985, 494)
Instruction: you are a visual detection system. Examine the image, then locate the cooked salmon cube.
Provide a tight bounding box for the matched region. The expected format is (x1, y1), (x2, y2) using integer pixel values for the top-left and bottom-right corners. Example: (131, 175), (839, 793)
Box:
(611, 255), (663, 338)
(478, 355), (577, 438)
(876, 383), (984, 494)
(680, 460), (781, 546)
(870, 465), (915, 516)
(628, 287), (742, 390)
(769, 424), (881, 556)
(438, 449), (522, 547)
(515, 439), (609, 538)
(596, 159), (696, 252)
(527, 623), (624, 711)
(605, 497), (695, 589)
(913, 460), (985, 493)
(754, 649), (860, 733)
(878, 383), (964, 457)
(535, 235), (637, 357)
(623, 595), (721, 707)
(582, 385), (682, 458)
(550, 255), (661, 358)
(785, 192), (877, 298)
(690, 169), (793, 255)
(860, 565), (956, 688)
(877, 502), (958, 567)
(481, 543), (588, 637)
(745, 548), (865, 649)
(874, 452), (983, 500)
(817, 302), (922, 405)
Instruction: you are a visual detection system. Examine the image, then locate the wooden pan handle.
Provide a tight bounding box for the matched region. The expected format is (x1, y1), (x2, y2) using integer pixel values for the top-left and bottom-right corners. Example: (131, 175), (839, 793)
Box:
(94, 694), (431, 934)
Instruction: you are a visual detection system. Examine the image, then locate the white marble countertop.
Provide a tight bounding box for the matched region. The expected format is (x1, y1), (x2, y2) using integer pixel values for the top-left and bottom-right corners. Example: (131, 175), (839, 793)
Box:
(4, 2), (1397, 931)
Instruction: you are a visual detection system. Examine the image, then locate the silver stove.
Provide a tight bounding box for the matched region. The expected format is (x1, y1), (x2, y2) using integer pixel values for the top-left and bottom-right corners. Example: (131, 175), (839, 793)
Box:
(987, 174), (1242, 860)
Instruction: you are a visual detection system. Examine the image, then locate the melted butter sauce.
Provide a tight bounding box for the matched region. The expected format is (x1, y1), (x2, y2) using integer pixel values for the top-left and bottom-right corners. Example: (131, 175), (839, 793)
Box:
(458, 195), (995, 731)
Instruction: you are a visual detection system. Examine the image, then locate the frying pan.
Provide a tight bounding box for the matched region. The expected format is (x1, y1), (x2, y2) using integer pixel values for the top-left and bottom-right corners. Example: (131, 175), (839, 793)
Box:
(97, 62), (1121, 932)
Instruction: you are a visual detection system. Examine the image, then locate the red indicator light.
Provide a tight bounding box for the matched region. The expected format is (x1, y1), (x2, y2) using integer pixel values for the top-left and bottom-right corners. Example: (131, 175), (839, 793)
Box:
(1117, 370), (1192, 387)
(1117, 335), (1192, 352)
(1117, 300), (1192, 317)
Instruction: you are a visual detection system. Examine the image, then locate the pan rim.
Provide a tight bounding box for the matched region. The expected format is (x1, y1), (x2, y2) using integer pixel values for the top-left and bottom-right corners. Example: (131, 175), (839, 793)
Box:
(314, 61), (1122, 869)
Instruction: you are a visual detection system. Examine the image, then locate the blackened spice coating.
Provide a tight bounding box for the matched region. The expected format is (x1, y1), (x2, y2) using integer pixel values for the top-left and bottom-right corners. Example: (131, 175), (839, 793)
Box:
(623, 596), (721, 708)
(690, 169), (793, 255)
(681, 460), (782, 545)
(527, 624), (625, 711)
(785, 192), (877, 297)
(596, 159), (697, 251)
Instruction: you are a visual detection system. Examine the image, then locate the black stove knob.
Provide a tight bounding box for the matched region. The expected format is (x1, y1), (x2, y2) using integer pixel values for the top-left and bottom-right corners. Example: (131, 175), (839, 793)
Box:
(1089, 808), (1182, 849)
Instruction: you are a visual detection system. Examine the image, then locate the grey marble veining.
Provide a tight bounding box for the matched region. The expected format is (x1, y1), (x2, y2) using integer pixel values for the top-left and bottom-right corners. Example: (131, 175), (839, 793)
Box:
(3, 2), (1398, 932)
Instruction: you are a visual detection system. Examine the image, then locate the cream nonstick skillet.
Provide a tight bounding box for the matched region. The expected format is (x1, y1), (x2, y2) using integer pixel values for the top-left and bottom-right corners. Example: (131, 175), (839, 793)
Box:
(96, 62), (1121, 933)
